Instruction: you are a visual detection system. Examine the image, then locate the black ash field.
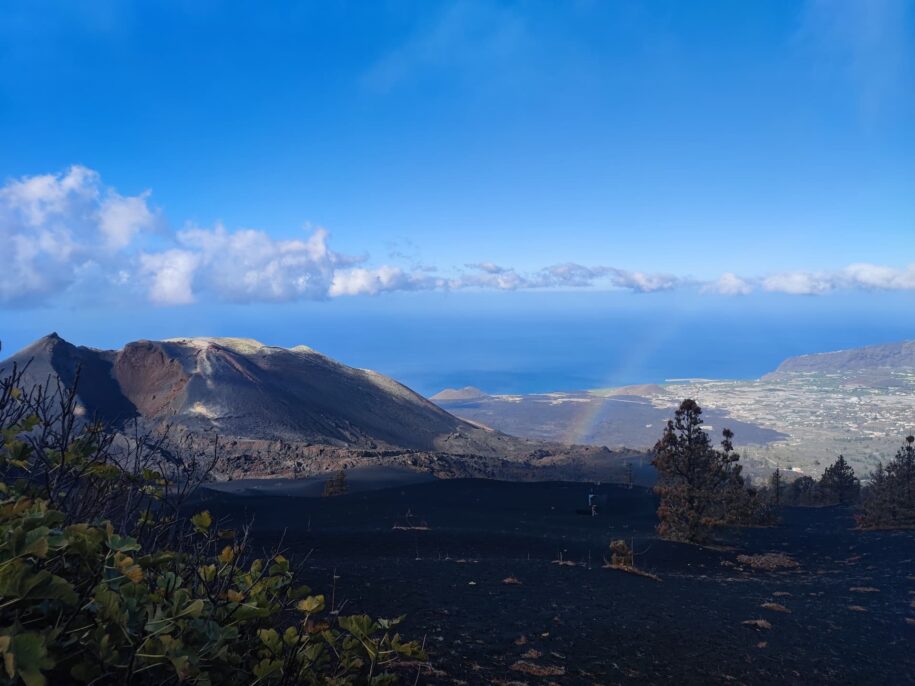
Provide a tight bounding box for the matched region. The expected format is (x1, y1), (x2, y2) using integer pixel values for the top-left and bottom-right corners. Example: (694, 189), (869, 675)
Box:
(198, 479), (915, 685)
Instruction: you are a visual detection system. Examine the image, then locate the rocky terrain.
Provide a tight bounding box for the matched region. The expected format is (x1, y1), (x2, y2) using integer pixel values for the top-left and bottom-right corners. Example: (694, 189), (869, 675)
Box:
(1, 334), (636, 482)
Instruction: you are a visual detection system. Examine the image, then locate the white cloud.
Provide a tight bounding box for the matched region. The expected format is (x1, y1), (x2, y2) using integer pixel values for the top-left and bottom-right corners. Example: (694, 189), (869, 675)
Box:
(760, 264), (915, 295)
(330, 266), (442, 296)
(0, 165), (156, 305)
(3, 165), (915, 307)
(450, 263), (680, 293)
(174, 224), (341, 303)
(842, 262), (915, 290)
(762, 271), (835, 295)
(99, 191), (155, 250)
(606, 268), (681, 293)
(139, 250), (199, 305)
(704, 272), (754, 295)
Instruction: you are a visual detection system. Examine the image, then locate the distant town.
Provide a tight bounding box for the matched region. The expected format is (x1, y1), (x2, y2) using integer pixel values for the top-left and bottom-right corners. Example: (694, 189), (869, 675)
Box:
(655, 370), (915, 477)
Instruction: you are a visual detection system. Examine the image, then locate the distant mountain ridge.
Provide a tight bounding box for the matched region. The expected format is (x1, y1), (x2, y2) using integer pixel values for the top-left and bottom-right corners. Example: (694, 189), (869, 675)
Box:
(1, 334), (625, 481)
(429, 386), (489, 401)
(765, 339), (915, 377)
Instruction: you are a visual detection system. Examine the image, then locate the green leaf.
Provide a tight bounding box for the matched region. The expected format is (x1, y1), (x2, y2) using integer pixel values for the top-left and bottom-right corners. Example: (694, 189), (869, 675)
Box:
(253, 658), (282, 680)
(0, 633), (54, 686)
(190, 511), (212, 533)
(183, 599), (205, 618)
(338, 614), (375, 638)
(107, 533), (141, 552)
(296, 595), (325, 614)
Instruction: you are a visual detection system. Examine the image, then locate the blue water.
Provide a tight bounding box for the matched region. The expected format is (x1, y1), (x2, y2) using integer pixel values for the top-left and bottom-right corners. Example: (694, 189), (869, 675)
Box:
(3, 291), (915, 397)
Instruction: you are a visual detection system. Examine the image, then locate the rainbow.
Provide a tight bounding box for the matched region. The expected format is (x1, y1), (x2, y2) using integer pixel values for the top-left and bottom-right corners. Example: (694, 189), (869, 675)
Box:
(560, 320), (680, 445)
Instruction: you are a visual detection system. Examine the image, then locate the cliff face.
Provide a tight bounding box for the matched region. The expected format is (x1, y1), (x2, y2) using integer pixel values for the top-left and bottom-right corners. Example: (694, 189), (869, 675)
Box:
(764, 340), (915, 378)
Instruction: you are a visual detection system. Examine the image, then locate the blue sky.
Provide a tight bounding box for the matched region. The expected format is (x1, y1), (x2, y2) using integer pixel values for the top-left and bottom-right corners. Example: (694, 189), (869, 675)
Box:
(1, 1), (914, 388)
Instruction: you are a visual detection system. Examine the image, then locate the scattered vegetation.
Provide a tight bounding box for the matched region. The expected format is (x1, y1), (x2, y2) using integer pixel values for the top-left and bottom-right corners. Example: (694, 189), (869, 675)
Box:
(0, 364), (422, 685)
(652, 400), (769, 543)
(391, 509), (429, 531)
(741, 619), (772, 630)
(760, 435), (915, 531)
(775, 475), (821, 507)
(603, 539), (661, 581)
(321, 469), (348, 497)
(735, 553), (799, 572)
(760, 602), (790, 614)
(759, 454), (859, 507)
(609, 539), (634, 567)
(509, 660), (565, 677)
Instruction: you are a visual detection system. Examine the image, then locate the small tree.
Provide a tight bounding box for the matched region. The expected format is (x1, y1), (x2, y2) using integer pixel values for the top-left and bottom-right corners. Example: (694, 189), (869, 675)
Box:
(322, 469), (348, 497)
(769, 467), (782, 507)
(819, 455), (860, 505)
(652, 400), (748, 543)
(785, 475), (819, 506)
(858, 435), (915, 529)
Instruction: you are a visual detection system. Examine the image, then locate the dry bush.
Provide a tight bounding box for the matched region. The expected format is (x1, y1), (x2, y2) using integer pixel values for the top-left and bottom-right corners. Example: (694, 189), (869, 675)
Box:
(736, 553), (799, 571)
(742, 619), (772, 630)
(761, 602), (791, 613)
(609, 539), (634, 567)
(510, 661), (565, 676)
(604, 539), (661, 580)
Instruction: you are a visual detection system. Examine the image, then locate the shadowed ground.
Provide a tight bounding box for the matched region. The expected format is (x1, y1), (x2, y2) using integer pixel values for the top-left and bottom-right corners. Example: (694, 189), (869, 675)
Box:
(197, 479), (915, 685)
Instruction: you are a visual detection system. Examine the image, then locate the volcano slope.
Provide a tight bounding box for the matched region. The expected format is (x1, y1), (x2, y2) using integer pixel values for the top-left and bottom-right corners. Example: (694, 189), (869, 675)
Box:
(1, 334), (633, 481)
(198, 479), (915, 685)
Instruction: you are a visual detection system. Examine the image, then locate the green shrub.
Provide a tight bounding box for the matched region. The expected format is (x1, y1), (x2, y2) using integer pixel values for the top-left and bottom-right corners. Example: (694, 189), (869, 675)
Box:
(0, 364), (423, 685)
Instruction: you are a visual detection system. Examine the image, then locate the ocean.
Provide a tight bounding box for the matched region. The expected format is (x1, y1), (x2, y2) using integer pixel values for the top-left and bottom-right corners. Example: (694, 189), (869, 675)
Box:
(4, 290), (915, 397)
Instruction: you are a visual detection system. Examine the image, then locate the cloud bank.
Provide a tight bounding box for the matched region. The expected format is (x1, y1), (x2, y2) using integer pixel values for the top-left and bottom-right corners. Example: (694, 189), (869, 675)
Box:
(1, 166), (913, 307)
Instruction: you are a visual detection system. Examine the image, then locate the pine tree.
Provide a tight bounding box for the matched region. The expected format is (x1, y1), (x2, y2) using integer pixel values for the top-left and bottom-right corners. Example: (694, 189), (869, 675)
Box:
(719, 428), (761, 525)
(785, 475), (817, 505)
(651, 400), (749, 542)
(819, 455), (859, 505)
(769, 467), (782, 507)
(858, 435), (915, 528)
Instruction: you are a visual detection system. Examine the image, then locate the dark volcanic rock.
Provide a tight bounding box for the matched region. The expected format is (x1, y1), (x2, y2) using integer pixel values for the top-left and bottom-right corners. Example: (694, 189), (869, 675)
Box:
(200, 479), (915, 685)
(6, 333), (139, 426)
